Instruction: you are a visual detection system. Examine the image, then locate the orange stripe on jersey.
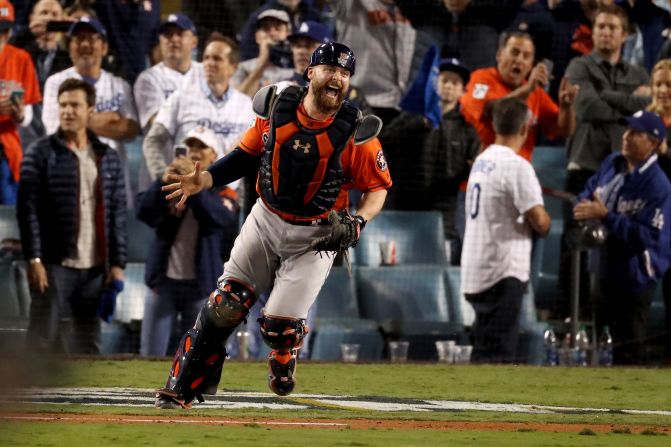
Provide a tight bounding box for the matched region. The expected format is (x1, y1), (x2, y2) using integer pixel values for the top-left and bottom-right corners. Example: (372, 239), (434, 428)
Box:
(303, 132), (334, 205)
(272, 122), (300, 194)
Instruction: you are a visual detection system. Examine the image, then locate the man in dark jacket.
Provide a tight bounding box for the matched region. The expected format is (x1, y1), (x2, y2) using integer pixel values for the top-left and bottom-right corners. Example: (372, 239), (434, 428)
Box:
(573, 111), (671, 365)
(138, 126), (238, 357)
(17, 78), (127, 354)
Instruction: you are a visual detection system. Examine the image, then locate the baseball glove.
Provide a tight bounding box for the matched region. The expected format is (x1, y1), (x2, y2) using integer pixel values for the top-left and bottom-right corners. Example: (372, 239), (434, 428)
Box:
(310, 210), (363, 253)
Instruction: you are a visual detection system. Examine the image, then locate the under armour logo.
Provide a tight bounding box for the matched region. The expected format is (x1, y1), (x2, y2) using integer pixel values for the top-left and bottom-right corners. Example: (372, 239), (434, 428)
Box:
(292, 139), (311, 154)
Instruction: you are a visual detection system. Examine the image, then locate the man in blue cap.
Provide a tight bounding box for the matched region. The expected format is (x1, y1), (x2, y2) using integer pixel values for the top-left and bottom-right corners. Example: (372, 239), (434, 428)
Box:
(573, 110), (671, 365)
(41, 16), (140, 208)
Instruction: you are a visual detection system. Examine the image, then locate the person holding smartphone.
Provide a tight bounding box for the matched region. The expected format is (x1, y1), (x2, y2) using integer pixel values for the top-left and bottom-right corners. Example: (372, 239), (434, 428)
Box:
(0, 0), (42, 204)
(137, 126), (238, 357)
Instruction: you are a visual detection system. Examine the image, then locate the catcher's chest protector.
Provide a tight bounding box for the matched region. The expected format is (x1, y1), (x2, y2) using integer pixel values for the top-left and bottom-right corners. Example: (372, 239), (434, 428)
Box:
(259, 86), (360, 217)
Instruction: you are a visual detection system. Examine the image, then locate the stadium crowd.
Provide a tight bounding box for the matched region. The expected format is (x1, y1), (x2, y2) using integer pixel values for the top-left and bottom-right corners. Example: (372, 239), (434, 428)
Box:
(1, 0), (671, 366)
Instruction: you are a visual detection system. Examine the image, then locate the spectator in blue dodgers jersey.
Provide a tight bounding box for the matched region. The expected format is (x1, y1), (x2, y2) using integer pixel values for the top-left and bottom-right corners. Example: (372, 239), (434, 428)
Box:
(573, 110), (671, 365)
(142, 33), (254, 185)
(138, 126), (238, 356)
(17, 78), (126, 354)
(41, 16), (140, 208)
(231, 9), (294, 98)
(460, 98), (551, 364)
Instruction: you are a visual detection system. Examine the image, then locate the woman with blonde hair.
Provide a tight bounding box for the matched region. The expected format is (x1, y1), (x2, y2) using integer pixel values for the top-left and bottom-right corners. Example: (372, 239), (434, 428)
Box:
(649, 58), (671, 366)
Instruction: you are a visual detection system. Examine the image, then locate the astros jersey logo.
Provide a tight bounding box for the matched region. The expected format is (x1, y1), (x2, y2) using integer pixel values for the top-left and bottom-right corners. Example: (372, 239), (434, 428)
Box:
(292, 139), (311, 154)
(376, 150), (388, 171)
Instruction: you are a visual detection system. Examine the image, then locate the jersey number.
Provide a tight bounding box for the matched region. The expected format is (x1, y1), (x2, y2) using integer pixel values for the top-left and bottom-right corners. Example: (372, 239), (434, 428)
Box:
(469, 183), (481, 219)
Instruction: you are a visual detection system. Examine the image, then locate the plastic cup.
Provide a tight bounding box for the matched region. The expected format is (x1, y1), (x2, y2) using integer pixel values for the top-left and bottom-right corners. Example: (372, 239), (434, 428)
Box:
(388, 341), (409, 362)
(379, 240), (397, 265)
(454, 345), (473, 364)
(435, 340), (456, 363)
(340, 343), (360, 362)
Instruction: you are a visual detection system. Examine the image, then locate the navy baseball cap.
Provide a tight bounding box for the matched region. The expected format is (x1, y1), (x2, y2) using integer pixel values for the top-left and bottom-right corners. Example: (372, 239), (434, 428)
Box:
(288, 21), (332, 44)
(620, 110), (667, 142)
(159, 13), (196, 34)
(304, 42), (355, 81)
(439, 58), (470, 85)
(68, 16), (107, 40)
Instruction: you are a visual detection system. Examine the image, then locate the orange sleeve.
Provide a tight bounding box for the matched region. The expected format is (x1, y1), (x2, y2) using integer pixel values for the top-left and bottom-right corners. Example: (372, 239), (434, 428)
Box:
(238, 117), (268, 156)
(535, 88), (560, 141)
(19, 49), (41, 105)
(459, 68), (497, 147)
(344, 138), (392, 192)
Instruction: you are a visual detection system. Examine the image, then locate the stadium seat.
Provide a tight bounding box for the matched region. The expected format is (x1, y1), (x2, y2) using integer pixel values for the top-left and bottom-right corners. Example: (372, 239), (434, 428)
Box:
(354, 210), (447, 266)
(531, 145), (567, 192)
(355, 265), (464, 359)
(0, 205), (19, 240)
(445, 266), (475, 326)
(356, 265), (451, 323)
(310, 267), (385, 360)
(126, 210), (153, 263)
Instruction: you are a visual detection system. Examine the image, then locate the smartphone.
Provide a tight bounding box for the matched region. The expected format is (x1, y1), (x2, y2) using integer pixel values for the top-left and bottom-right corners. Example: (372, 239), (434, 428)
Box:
(46, 20), (73, 32)
(10, 89), (24, 105)
(174, 145), (188, 158)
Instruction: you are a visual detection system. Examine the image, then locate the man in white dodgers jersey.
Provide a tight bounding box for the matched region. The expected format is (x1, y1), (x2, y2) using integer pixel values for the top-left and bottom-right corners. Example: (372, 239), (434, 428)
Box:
(133, 13), (200, 133)
(142, 33), (254, 183)
(133, 13), (200, 192)
(41, 17), (140, 206)
(461, 97), (551, 364)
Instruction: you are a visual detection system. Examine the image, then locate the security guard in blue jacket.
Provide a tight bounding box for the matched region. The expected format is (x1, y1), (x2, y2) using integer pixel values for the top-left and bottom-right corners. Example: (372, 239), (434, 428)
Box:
(573, 110), (671, 365)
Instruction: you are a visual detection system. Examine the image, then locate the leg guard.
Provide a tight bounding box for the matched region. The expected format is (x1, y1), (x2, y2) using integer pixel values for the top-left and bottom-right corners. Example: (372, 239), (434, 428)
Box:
(156, 279), (256, 408)
(259, 313), (308, 396)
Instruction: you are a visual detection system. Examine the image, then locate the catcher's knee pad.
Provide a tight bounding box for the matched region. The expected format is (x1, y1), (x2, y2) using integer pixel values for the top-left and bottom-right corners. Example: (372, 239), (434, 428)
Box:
(158, 327), (227, 407)
(258, 313), (308, 351)
(206, 279), (256, 328)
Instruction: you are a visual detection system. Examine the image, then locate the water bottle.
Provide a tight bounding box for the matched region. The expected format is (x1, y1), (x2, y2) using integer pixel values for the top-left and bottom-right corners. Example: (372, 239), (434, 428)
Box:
(543, 326), (558, 366)
(236, 329), (251, 360)
(575, 325), (590, 367)
(598, 326), (613, 367)
(560, 332), (572, 366)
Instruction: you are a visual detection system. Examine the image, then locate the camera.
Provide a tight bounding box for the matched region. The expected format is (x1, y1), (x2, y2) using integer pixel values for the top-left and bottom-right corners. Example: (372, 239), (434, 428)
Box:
(269, 41), (294, 69)
(567, 219), (608, 250)
(46, 21), (73, 32)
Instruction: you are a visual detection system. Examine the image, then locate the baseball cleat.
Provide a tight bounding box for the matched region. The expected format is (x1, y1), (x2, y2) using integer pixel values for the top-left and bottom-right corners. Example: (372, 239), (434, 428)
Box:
(267, 349), (297, 396)
(154, 388), (192, 409)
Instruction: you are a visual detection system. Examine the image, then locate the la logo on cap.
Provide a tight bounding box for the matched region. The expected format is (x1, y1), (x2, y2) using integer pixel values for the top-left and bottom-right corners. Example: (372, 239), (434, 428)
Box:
(634, 110), (644, 118)
(168, 13), (177, 22)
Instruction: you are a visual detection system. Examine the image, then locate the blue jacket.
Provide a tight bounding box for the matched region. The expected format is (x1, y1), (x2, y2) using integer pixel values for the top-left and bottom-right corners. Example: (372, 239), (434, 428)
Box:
(136, 180), (238, 298)
(579, 152), (671, 292)
(17, 130), (127, 269)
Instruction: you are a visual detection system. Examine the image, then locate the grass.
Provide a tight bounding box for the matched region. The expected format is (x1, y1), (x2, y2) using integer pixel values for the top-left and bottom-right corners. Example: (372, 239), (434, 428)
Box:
(17, 358), (671, 410)
(3, 358), (671, 446)
(2, 422), (671, 447)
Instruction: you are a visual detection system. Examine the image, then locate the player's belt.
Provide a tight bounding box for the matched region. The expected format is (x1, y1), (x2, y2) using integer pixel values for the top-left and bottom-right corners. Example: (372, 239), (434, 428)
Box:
(281, 216), (330, 226)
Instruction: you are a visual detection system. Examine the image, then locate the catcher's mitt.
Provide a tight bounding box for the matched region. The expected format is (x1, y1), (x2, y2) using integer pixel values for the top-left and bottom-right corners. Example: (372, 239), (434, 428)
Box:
(310, 210), (365, 253)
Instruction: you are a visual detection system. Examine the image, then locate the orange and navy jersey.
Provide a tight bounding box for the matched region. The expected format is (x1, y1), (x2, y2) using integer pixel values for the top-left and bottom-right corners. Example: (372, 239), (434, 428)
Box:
(0, 44), (42, 180)
(459, 67), (559, 162)
(240, 103), (392, 221)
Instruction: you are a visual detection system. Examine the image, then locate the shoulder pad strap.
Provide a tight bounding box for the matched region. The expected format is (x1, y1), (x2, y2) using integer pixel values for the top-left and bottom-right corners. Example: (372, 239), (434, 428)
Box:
(354, 114), (383, 145)
(252, 84), (278, 120)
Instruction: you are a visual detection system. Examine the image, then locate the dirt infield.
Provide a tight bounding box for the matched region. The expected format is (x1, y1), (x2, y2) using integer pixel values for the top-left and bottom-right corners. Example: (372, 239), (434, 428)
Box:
(3, 413), (669, 434)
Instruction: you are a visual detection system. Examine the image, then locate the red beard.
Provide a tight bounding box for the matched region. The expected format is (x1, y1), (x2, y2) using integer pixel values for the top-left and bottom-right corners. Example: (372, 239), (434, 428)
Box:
(311, 79), (346, 115)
